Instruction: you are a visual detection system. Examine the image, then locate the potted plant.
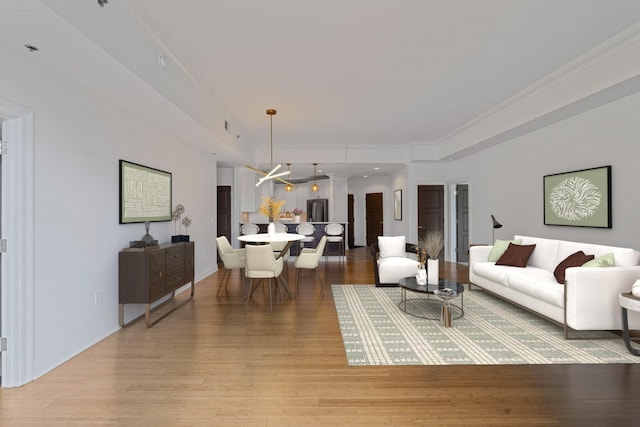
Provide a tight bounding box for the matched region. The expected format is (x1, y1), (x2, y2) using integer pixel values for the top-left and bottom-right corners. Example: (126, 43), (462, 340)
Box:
(259, 196), (286, 235)
(418, 229), (444, 285)
(292, 208), (303, 223)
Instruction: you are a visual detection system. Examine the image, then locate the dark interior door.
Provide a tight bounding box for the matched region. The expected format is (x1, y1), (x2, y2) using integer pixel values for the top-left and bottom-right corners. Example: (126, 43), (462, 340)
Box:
(348, 194), (355, 248)
(456, 184), (469, 262)
(216, 186), (231, 261)
(365, 192), (383, 246)
(417, 185), (445, 255)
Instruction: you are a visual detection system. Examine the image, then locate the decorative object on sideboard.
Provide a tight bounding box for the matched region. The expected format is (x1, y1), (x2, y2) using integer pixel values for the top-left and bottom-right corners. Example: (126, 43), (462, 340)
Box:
(171, 204), (189, 242)
(293, 207), (303, 223)
(180, 216), (192, 242)
(491, 214), (503, 241)
(129, 221), (158, 248)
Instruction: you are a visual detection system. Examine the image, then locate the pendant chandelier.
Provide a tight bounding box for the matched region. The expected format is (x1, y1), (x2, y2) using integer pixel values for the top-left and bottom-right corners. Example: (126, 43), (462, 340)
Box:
(285, 163), (293, 192)
(245, 109), (295, 188)
(311, 163), (319, 192)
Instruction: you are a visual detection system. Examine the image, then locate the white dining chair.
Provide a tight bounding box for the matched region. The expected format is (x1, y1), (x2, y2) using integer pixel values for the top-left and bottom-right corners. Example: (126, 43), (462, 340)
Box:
(270, 222), (291, 280)
(244, 244), (285, 313)
(296, 222), (315, 251)
(241, 223), (260, 235)
(295, 236), (327, 296)
(215, 236), (246, 296)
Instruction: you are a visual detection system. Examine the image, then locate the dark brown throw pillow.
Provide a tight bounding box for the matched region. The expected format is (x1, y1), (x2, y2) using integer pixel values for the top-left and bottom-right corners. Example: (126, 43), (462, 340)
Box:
(495, 243), (536, 268)
(553, 251), (595, 284)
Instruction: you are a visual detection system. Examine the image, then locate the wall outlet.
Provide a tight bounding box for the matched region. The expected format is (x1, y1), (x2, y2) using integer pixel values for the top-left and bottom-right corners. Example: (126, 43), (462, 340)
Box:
(94, 291), (103, 305)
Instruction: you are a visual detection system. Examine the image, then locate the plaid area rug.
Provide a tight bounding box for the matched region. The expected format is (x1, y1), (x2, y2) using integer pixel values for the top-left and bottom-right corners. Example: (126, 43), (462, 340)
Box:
(332, 284), (640, 366)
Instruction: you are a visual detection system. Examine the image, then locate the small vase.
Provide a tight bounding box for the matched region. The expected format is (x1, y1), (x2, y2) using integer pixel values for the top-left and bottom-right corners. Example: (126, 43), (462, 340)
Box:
(294, 215), (301, 223)
(427, 259), (439, 285)
(268, 222), (276, 237)
(416, 268), (427, 285)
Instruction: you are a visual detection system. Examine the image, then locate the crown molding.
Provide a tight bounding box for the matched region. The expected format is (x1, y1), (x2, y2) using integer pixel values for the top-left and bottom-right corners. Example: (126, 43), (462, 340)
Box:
(437, 21), (640, 159)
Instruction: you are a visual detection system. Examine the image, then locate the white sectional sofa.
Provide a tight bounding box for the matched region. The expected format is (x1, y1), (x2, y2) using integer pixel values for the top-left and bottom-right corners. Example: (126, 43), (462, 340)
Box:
(469, 235), (640, 338)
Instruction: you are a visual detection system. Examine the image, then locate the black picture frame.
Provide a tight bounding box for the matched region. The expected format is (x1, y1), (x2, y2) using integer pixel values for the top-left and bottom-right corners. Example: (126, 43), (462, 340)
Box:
(543, 165), (611, 228)
(119, 160), (172, 224)
(394, 189), (402, 220)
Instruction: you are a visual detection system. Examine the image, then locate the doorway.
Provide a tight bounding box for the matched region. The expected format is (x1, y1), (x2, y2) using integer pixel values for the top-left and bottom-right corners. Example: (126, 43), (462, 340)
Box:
(455, 184), (469, 262)
(0, 100), (35, 388)
(365, 192), (383, 246)
(347, 194), (355, 248)
(216, 186), (231, 262)
(0, 121), (3, 384)
(417, 185), (445, 256)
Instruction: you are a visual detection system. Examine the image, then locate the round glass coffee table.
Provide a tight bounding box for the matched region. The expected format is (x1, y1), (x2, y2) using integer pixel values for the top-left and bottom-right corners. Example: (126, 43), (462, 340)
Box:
(398, 276), (465, 327)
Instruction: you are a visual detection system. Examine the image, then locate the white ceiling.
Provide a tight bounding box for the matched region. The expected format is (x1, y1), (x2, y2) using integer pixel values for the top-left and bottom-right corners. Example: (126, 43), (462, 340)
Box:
(3, 1), (640, 179)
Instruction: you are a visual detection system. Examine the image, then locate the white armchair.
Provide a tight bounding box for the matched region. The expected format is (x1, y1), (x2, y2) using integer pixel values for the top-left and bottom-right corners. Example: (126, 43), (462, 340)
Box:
(370, 236), (419, 287)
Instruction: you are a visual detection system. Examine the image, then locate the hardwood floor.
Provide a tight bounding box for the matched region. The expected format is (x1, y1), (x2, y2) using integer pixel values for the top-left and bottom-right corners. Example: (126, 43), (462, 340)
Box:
(2, 247), (640, 426)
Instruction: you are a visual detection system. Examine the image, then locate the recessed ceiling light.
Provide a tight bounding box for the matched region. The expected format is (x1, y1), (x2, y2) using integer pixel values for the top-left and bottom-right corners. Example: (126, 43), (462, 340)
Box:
(158, 55), (168, 70)
(363, 175), (368, 178)
(374, 167), (380, 170)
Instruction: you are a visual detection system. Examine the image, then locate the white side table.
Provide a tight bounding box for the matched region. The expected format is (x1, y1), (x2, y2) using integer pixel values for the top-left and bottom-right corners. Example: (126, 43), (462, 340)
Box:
(619, 293), (640, 356)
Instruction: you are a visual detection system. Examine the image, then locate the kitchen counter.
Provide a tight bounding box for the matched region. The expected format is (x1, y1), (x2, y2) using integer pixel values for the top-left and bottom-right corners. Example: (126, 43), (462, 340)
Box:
(240, 221), (346, 225)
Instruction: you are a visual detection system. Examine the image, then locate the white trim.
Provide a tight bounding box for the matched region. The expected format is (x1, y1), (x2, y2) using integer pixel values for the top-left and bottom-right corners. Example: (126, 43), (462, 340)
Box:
(1, 99), (35, 388)
(438, 22), (640, 159)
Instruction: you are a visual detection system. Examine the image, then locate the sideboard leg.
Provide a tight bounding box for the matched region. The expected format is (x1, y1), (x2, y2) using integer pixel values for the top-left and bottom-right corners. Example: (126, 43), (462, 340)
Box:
(119, 304), (125, 327)
(145, 304), (152, 328)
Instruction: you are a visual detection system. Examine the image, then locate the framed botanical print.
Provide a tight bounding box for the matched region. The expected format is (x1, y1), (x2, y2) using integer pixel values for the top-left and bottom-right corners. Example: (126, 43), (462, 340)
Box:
(394, 189), (402, 220)
(543, 165), (611, 228)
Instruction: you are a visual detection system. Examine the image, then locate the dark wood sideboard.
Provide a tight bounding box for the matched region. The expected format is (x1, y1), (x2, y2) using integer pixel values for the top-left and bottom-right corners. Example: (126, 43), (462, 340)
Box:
(119, 241), (194, 327)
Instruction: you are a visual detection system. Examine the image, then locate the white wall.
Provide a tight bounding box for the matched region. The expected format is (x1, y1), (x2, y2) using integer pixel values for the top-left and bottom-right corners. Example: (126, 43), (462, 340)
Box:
(329, 175), (349, 222)
(1, 44), (219, 380)
(217, 167), (234, 186)
(410, 91), (640, 252)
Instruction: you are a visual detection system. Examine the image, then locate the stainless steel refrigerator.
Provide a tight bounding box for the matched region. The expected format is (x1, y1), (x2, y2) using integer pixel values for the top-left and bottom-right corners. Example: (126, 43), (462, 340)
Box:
(307, 198), (328, 222)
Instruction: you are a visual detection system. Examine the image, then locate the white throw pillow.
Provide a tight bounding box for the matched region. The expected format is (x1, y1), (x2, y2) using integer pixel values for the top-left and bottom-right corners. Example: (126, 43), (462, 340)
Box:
(378, 236), (406, 258)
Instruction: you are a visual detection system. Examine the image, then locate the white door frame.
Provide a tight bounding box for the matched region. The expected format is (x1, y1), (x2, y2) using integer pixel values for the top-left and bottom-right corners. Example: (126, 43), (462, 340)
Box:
(448, 178), (471, 263)
(1, 98), (35, 388)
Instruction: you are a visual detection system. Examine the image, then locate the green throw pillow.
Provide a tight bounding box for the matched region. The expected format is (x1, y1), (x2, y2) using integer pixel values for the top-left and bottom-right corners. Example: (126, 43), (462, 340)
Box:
(489, 239), (522, 262)
(582, 252), (615, 267)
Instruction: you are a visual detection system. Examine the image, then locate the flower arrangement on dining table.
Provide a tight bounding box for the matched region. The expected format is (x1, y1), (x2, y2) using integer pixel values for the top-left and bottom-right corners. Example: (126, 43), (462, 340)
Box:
(259, 196), (286, 222)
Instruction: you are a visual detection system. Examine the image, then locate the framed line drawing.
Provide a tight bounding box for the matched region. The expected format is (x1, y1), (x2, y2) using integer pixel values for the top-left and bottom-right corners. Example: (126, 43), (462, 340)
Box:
(119, 160), (172, 224)
(543, 165), (611, 228)
(394, 189), (402, 220)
